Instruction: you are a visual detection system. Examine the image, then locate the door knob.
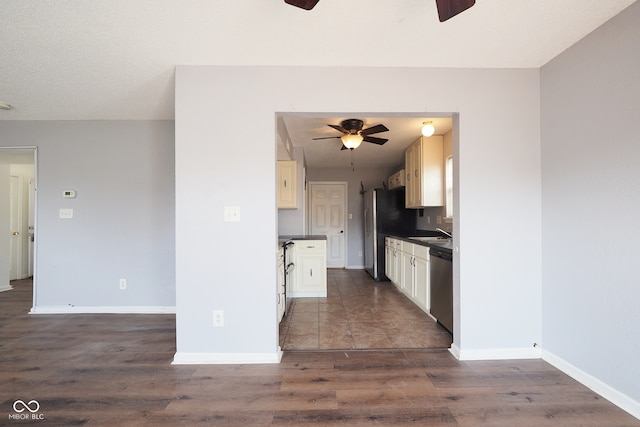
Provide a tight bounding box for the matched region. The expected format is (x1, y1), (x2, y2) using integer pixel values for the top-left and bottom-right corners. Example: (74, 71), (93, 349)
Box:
(340, 230), (344, 233)
(12, 231), (19, 236)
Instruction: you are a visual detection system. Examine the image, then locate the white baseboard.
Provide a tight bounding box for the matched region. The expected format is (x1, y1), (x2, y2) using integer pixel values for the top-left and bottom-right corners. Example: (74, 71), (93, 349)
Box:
(346, 264), (365, 269)
(172, 349), (283, 365)
(542, 349), (640, 420)
(29, 305), (176, 314)
(0, 284), (13, 293)
(453, 345), (542, 361)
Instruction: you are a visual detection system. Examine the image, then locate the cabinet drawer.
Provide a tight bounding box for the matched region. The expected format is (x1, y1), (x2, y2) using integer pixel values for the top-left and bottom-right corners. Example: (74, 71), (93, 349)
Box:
(295, 240), (326, 255)
(413, 244), (429, 260)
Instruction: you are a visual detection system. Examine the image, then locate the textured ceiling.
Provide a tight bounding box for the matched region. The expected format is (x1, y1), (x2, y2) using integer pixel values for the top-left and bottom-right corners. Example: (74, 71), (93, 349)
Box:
(0, 0), (636, 121)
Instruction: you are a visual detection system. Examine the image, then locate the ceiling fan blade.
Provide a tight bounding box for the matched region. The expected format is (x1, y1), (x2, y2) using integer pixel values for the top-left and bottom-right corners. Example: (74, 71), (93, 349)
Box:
(284, 0), (320, 10)
(312, 136), (341, 140)
(328, 124), (349, 134)
(360, 124), (389, 136)
(435, 0), (475, 22)
(363, 136), (388, 145)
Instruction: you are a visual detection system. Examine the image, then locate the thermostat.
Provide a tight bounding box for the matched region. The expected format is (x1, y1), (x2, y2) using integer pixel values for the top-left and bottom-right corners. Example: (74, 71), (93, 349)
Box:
(62, 190), (76, 198)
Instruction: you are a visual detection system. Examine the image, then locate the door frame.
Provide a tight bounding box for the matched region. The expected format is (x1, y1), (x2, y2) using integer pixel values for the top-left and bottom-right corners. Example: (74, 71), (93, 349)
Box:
(0, 147), (37, 305)
(307, 181), (348, 269)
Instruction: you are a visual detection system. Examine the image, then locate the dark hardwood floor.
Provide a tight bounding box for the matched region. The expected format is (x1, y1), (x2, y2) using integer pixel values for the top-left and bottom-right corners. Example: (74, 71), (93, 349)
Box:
(1, 278), (638, 426)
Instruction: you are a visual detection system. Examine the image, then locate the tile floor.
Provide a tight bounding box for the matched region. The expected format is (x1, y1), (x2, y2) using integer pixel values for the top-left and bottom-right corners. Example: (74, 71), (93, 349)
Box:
(279, 269), (453, 350)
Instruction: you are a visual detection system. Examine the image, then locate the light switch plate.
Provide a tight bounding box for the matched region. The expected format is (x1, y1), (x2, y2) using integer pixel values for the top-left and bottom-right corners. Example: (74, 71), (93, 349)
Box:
(223, 206), (240, 222)
(59, 208), (74, 219)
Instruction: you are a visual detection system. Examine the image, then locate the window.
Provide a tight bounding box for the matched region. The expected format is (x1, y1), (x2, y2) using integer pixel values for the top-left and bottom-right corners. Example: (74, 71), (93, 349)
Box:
(445, 155), (453, 219)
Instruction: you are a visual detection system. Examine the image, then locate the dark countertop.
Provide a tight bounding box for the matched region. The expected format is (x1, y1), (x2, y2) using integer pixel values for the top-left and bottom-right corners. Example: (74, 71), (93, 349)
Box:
(386, 234), (454, 253)
(278, 235), (327, 244)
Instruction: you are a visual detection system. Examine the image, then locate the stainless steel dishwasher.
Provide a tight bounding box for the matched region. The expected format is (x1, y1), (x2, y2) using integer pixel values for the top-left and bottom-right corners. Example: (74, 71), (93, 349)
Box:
(429, 247), (453, 334)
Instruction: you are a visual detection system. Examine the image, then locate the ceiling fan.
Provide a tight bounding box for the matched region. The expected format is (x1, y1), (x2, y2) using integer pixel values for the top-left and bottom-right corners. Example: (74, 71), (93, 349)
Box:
(313, 119), (389, 150)
(284, 0), (475, 22)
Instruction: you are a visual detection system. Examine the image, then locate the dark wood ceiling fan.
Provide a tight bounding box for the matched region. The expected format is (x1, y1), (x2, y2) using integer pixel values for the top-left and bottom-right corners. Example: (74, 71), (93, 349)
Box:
(284, 0), (476, 22)
(313, 119), (389, 150)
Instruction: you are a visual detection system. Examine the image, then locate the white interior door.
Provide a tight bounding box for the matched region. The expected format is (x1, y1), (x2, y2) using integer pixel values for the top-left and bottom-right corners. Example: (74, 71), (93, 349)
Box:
(309, 183), (346, 268)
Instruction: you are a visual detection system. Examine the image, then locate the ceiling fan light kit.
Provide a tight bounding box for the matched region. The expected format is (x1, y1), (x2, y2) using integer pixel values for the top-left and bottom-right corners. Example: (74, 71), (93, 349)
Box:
(341, 134), (364, 150)
(284, 0), (475, 22)
(0, 102), (12, 111)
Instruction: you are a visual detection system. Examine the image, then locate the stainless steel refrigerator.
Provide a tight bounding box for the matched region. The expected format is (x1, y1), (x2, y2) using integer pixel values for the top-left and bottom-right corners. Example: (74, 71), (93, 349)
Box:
(364, 188), (417, 280)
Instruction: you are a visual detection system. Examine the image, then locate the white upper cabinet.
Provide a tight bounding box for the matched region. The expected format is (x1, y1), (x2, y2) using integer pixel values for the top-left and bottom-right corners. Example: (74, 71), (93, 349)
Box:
(277, 160), (297, 209)
(404, 136), (444, 208)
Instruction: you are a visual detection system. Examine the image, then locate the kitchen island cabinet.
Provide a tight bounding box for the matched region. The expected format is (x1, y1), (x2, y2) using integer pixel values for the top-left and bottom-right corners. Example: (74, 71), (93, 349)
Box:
(286, 238), (327, 298)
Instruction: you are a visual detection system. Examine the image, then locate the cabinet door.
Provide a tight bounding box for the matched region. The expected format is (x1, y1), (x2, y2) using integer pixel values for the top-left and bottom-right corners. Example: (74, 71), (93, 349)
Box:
(400, 250), (413, 297)
(277, 161), (297, 209)
(413, 256), (429, 311)
(419, 136), (444, 207)
(298, 254), (326, 293)
(405, 141), (421, 208)
(385, 244), (393, 281)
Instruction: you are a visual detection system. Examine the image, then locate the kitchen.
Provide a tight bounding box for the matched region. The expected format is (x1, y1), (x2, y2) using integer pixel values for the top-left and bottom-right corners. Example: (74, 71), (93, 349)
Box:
(277, 114), (455, 350)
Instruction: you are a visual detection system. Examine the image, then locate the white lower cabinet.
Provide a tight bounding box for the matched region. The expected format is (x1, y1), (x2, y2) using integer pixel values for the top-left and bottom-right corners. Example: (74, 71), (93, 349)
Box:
(290, 240), (327, 298)
(277, 245), (286, 322)
(387, 239), (430, 314)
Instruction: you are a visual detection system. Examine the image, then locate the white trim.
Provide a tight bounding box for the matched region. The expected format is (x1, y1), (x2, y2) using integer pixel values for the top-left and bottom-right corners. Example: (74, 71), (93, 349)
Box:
(346, 264), (365, 269)
(29, 305), (176, 314)
(172, 349), (283, 365)
(542, 349), (640, 420)
(0, 284), (13, 292)
(454, 346), (542, 361)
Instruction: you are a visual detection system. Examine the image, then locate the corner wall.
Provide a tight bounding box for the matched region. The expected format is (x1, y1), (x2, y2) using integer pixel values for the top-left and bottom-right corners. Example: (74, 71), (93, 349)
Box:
(540, 1), (640, 413)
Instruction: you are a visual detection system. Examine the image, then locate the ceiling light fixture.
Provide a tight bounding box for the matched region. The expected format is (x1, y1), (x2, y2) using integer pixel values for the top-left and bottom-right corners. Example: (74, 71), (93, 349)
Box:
(422, 121), (435, 137)
(341, 133), (363, 150)
(0, 102), (12, 111)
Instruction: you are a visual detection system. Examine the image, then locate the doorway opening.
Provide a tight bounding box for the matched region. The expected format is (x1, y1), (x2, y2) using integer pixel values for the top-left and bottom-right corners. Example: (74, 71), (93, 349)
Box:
(0, 147), (37, 310)
(276, 112), (457, 352)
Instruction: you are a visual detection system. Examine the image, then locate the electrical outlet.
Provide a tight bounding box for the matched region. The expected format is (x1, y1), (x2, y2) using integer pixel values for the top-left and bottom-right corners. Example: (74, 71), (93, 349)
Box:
(213, 310), (224, 327)
(358, 251), (362, 257)
(119, 279), (127, 290)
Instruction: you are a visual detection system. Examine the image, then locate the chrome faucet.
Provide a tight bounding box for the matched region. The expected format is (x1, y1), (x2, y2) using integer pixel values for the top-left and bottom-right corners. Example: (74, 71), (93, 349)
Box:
(436, 227), (452, 238)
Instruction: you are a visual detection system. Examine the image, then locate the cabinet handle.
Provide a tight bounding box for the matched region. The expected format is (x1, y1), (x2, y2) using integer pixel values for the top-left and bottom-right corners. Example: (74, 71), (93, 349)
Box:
(415, 170), (418, 177)
(284, 179), (287, 188)
(310, 268), (313, 277)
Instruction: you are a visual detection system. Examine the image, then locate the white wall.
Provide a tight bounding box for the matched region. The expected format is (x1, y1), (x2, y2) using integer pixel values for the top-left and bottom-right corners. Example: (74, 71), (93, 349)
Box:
(541, 0), (640, 408)
(0, 121), (176, 311)
(175, 65), (542, 362)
